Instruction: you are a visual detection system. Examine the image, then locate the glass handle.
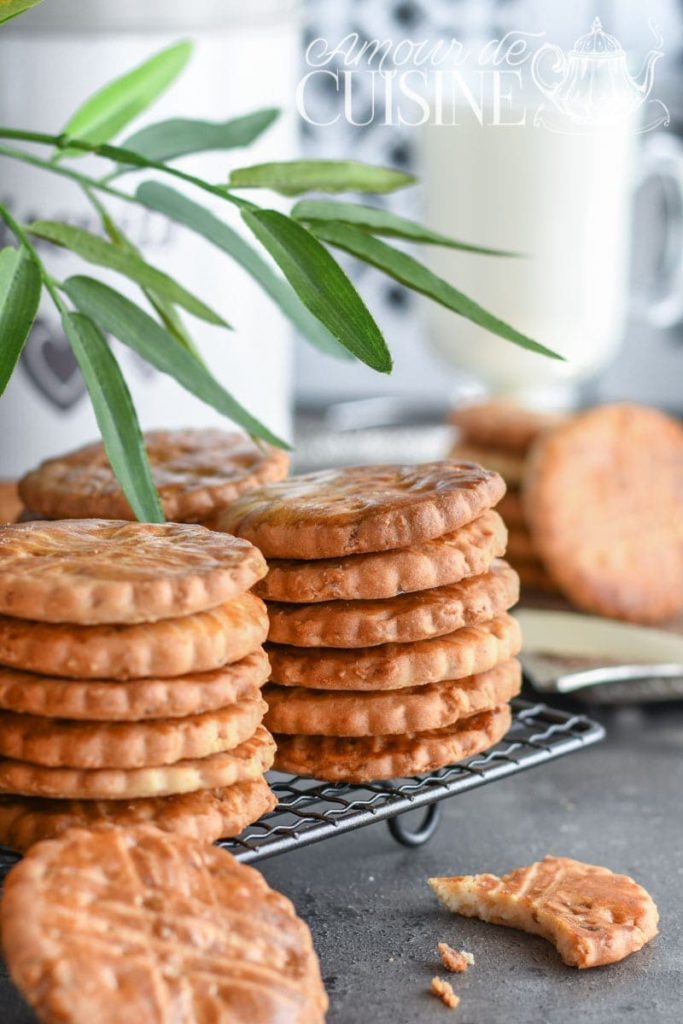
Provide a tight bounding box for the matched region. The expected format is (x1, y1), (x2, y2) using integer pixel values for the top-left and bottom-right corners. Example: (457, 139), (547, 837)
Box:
(633, 132), (683, 329)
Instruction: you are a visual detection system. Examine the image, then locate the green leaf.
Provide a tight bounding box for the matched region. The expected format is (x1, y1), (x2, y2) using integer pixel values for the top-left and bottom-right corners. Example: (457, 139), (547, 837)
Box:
(292, 200), (519, 257)
(242, 209), (392, 372)
(229, 160), (415, 197)
(0, 0), (43, 25)
(312, 222), (562, 360)
(29, 219), (228, 327)
(117, 108), (279, 168)
(63, 276), (288, 449)
(135, 181), (351, 361)
(0, 247), (41, 395)
(83, 187), (203, 362)
(59, 40), (192, 153)
(62, 311), (164, 522)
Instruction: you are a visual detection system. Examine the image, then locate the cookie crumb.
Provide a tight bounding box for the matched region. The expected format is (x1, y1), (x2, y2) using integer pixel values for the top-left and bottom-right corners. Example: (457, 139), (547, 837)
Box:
(431, 976), (460, 1009)
(438, 942), (474, 973)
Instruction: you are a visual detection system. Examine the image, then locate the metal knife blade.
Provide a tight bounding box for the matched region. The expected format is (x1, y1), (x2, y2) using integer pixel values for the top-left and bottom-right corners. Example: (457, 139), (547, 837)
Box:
(515, 609), (683, 699)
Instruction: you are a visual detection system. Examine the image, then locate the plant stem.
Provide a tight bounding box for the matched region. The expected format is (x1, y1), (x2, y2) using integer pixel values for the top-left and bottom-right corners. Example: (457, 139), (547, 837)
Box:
(0, 202), (66, 313)
(0, 128), (62, 147)
(0, 128), (255, 210)
(0, 142), (135, 205)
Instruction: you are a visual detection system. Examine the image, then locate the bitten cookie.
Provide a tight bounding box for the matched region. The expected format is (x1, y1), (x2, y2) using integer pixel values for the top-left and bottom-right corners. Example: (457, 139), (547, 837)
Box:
(429, 855), (659, 969)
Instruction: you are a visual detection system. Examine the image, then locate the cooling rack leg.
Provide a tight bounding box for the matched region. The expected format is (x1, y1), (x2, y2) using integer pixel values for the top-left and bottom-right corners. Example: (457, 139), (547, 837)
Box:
(387, 803), (442, 848)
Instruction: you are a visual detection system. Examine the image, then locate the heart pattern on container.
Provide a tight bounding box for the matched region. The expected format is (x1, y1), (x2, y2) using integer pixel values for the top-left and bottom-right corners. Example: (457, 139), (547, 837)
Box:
(20, 318), (86, 411)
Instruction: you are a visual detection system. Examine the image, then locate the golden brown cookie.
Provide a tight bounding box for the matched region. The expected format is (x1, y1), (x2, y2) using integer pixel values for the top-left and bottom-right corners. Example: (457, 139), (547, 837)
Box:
(429, 855), (659, 969)
(268, 614), (522, 690)
(0, 694), (266, 769)
(265, 659), (521, 736)
(448, 443), (526, 485)
(18, 428), (290, 523)
(0, 480), (20, 524)
(273, 704), (511, 782)
(0, 649), (270, 721)
(213, 461), (505, 559)
(0, 724), (275, 800)
(449, 401), (565, 455)
(255, 510), (507, 603)
(0, 777), (276, 853)
(1, 826), (328, 1024)
(0, 519), (267, 625)
(266, 560), (519, 648)
(496, 489), (526, 527)
(525, 403), (683, 622)
(0, 592), (268, 679)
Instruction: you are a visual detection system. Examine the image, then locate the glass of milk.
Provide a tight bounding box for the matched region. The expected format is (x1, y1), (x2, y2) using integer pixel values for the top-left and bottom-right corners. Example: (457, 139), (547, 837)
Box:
(421, 101), (680, 409)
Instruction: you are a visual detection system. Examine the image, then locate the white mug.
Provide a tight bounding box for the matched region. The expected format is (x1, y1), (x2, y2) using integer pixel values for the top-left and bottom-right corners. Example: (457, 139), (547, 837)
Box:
(420, 108), (681, 409)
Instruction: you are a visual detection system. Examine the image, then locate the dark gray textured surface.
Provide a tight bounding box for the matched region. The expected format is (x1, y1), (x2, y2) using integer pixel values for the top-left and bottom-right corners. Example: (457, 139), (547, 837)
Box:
(2, 704), (681, 1023)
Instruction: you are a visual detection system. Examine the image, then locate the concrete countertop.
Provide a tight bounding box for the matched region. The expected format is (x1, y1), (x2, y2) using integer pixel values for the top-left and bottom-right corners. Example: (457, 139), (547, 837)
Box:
(2, 701), (681, 1023)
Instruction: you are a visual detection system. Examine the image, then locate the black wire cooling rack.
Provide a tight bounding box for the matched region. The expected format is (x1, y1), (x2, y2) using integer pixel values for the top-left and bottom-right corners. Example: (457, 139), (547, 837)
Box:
(219, 698), (604, 863)
(0, 699), (603, 876)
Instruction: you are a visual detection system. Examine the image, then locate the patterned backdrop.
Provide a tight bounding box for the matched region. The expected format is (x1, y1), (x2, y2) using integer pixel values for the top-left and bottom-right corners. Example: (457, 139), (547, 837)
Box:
(296, 0), (683, 410)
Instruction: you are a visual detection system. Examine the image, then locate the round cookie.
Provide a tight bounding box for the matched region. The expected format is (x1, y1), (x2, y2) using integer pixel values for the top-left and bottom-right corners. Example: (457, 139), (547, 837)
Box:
(449, 401), (565, 455)
(18, 428), (290, 523)
(0, 725), (275, 800)
(0, 694), (266, 769)
(0, 777), (276, 853)
(0, 649), (270, 721)
(256, 510), (507, 603)
(1, 827), (328, 1024)
(268, 614), (522, 690)
(273, 704), (512, 782)
(525, 403), (683, 622)
(266, 560), (519, 648)
(0, 592), (268, 679)
(265, 659), (521, 736)
(0, 519), (267, 625)
(213, 461), (505, 559)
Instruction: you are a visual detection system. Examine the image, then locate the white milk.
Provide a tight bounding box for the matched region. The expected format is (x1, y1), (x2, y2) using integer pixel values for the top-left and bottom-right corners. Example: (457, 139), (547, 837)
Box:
(421, 108), (639, 407)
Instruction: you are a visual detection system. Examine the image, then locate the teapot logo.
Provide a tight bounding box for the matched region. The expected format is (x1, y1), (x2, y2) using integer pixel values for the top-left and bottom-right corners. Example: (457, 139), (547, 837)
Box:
(531, 18), (668, 132)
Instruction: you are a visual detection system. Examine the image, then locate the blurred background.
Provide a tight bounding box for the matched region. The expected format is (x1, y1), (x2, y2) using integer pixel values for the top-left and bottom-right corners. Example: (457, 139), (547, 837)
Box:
(1, 0), (683, 473)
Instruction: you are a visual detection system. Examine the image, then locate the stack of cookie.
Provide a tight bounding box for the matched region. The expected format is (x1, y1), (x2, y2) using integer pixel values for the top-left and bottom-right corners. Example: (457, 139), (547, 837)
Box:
(215, 463), (523, 783)
(0, 520), (276, 852)
(17, 427), (289, 523)
(449, 401), (565, 593)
